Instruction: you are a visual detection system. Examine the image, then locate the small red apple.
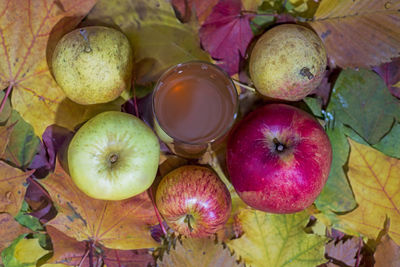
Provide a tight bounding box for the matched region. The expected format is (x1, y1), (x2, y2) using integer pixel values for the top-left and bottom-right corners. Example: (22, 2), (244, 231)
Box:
(226, 104), (332, 213)
(155, 165), (231, 238)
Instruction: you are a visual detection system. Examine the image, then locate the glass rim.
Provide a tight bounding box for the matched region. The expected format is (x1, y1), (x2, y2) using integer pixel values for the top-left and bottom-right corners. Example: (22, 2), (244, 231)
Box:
(151, 60), (239, 146)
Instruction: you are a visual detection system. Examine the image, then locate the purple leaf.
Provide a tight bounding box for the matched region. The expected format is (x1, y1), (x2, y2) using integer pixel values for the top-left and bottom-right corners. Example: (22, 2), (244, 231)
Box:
(373, 57), (400, 99)
(199, 0), (254, 75)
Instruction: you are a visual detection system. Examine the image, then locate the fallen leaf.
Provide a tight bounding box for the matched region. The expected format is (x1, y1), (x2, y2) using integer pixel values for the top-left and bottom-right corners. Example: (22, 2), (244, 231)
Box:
(87, 0), (210, 84)
(40, 161), (159, 250)
(157, 237), (244, 267)
(373, 57), (400, 99)
(171, 0), (219, 24)
(308, 0), (400, 68)
(15, 201), (45, 232)
(0, 213), (31, 264)
(242, 0), (264, 11)
(0, 0), (108, 137)
(47, 226), (154, 267)
(338, 139), (400, 245)
(227, 209), (328, 267)
(2, 110), (40, 169)
(315, 122), (356, 213)
(0, 91), (11, 123)
(325, 237), (361, 267)
(327, 69), (400, 145)
(375, 234), (400, 267)
(0, 122), (15, 155)
(0, 161), (34, 216)
(1, 234), (49, 267)
(373, 123), (400, 159)
(199, 0), (254, 75)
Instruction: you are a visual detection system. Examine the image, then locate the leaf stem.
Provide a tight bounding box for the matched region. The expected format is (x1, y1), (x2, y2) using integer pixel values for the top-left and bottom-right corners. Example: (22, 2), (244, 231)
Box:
(0, 83), (12, 114)
(147, 187), (168, 236)
(232, 79), (256, 92)
(78, 248), (90, 267)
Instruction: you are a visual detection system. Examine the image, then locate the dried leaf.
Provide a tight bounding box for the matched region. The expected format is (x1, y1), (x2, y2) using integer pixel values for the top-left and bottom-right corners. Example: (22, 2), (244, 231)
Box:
(0, 122), (15, 156)
(1, 234), (49, 267)
(315, 122), (356, 213)
(157, 237), (244, 267)
(227, 210), (327, 267)
(3, 110), (40, 168)
(338, 139), (400, 245)
(375, 234), (400, 267)
(0, 213), (31, 264)
(308, 0), (400, 68)
(47, 226), (154, 267)
(171, 0), (219, 24)
(0, 161), (34, 216)
(373, 57), (400, 99)
(0, 0), (107, 137)
(199, 0), (254, 75)
(327, 69), (400, 145)
(325, 237), (361, 267)
(87, 0), (210, 84)
(40, 161), (158, 250)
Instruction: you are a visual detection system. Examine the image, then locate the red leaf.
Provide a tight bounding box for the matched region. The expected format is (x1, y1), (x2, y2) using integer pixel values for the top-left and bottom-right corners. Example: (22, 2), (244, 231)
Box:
(373, 58), (400, 99)
(199, 0), (254, 75)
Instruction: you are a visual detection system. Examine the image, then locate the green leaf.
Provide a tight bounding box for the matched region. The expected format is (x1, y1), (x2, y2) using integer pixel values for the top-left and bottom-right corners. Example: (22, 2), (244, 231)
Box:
(2, 110), (40, 168)
(15, 202), (44, 232)
(227, 210), (328, 267)
(303, 97), (323, 117)
(87, 0), (210, 85)
(327, 68), (400, 145)
(372, 122), (400, 159)
(315, 122), (356, 213)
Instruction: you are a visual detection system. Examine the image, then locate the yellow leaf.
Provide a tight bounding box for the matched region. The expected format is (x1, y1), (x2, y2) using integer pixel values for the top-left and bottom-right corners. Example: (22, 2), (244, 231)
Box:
(227, 210), (327, 267)
(242, 0), (264, 11)
(393, 81), (400, 88)
(87, 0), (210, 85)
(338, 139), (400, 245)
(14, 238), (48, 264)
(308, 0), (400, 68)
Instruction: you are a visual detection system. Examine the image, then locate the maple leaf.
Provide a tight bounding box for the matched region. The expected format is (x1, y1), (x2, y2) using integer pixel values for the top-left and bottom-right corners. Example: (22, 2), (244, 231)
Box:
(157, 237), (244, 267)
(338, 139), (400, 245)
(199, 0), (254, 75)
(0, 213), (31, 264)
(0, 122), (15, 156)
(47, 226), (154, 267)
(39, 161), (159, 250)
(0, 0), (122, 138)
(227, 209), (328, 267)
(87, 0), (210, 85)
(324, 237), (362, 267)
(308, 0), (400, 68)
(0, 161), (35, 216)
(171, 0), (219, 24)
(373, 57), (400, 99)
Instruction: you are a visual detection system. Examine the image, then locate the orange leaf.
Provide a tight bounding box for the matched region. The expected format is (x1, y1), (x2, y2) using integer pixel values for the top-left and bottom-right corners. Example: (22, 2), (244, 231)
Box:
(375, 233), (400, 267)
(0, 213), (31, 264)
(0, 161), (34, 216)
(40, 161), (159, 250)
(338, 139), (400, 245)
(0, 0), (103, 137)
(308, 0), (400, 68)
(0, 122), (15, 155)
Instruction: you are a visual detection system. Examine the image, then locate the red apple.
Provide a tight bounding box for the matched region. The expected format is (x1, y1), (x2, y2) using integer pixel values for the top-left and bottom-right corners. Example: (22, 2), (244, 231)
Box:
(155, 165), (231, 238)
(226, 104), (332, 213)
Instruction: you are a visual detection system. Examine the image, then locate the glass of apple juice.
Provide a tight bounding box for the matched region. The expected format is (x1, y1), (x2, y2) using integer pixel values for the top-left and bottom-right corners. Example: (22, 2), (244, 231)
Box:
(152, 61), (239, 158)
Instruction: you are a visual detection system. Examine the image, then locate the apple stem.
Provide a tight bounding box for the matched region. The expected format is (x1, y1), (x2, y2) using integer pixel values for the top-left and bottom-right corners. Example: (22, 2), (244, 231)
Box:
(232, 79), (256, 92)
(79, 29), (92, 53)
(147, 188), (168, 236)
(300, 67), (314, 80)
(184, 214), (194, 232)
(109, 153), (118, 164)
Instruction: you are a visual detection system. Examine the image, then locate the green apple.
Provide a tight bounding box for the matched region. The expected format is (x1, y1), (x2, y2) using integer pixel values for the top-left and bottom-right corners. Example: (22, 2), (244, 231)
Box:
(52, 26), (133, 105)
(67, 111), (160, 200)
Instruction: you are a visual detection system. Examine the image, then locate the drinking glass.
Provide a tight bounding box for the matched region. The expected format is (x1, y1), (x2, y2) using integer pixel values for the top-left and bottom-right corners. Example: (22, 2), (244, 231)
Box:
(152, 61), (238, 158)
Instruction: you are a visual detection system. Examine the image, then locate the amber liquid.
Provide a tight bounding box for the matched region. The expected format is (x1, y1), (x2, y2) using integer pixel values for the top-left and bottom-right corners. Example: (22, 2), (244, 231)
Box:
(153, 62), (237, 145)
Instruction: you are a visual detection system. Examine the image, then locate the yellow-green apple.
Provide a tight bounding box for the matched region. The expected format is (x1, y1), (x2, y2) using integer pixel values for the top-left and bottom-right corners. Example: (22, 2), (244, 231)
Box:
(68, 111), (160, 200)
(249, 24), (327, 101)
(52, 26), (133, 105)
(156, 165), (231, 237)
(226, 104), (332, 213)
